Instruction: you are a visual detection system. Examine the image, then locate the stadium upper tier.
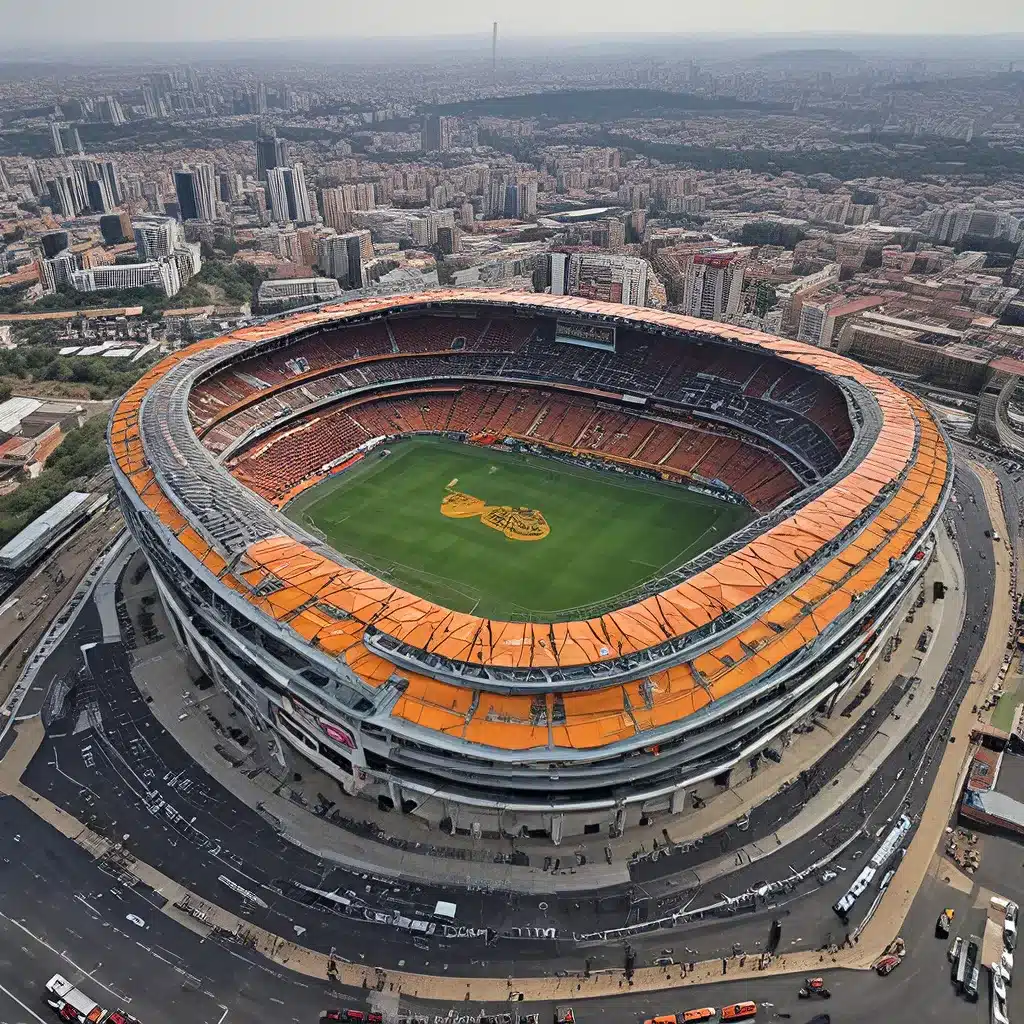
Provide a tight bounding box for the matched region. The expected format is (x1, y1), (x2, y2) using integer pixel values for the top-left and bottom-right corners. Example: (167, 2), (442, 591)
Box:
(110, 292), (951, 821)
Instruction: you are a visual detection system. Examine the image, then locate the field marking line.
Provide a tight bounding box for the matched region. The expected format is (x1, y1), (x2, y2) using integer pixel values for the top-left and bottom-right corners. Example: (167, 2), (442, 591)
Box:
(0, 980), (51, 1024)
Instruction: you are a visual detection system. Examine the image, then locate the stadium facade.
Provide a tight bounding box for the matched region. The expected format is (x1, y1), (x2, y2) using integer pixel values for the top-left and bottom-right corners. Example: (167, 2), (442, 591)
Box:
(109, 291), (951, 843)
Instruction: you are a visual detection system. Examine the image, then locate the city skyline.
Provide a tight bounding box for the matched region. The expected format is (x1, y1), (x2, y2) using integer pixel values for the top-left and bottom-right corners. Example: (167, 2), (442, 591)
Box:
(4, 0), (1024, 46)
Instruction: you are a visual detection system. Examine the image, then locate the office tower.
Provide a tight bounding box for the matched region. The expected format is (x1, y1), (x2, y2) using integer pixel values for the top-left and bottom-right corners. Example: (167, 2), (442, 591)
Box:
(0, 161), (10, 193)
(99, 212), (133, 245)
(492, 22), (498, 75)
(46, 174), (87, 218)
(421, 115), (454, 153)
(194, 162), (218, 220)
(96, 159), (122, 205)
(174, 170), (199, 221)
(85, 179), (114, 213)
(51, 124), (84, 157)
(266, 164), (312, 225)
(317, 230), (371, 288)
(41, 231), (70, 259)
(72, 157), (117, 212)
(25, 159), (44, 197)
(255, 125), (289, 182)
(133, 216), (180, 260)
(174, 166), (216, 221)
(96, 96), (125, 125)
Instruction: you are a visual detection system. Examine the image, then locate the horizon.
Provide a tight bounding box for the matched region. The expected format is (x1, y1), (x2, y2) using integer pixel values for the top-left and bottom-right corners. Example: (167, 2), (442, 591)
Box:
(2, 0), (1024, 50)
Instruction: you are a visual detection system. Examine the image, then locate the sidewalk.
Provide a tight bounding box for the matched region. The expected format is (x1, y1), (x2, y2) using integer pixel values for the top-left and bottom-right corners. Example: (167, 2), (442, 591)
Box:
(128, 527), (964, 893)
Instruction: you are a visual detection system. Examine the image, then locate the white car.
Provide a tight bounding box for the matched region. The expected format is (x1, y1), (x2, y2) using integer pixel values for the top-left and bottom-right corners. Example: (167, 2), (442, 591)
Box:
(125, 914), (145, 928)
(993, 996), (1010, 1024)
(1000, 949), (1014, 983)
(994, 965), (1008, 1002)
(1005, 903), (1018, 952)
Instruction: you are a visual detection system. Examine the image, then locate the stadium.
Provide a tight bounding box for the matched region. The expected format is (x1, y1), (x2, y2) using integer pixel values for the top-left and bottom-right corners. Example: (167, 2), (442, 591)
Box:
(109, 291), (951, 842)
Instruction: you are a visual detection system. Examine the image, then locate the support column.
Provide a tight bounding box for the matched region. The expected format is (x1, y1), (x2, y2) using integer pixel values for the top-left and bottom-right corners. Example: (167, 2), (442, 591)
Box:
(550, 813), (564, 846)
(670, 788), (686, 815)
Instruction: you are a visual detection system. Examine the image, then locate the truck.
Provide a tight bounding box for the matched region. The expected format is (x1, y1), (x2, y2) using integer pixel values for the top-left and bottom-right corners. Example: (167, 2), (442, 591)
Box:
(43, 976), (138, 1024)
(45, 976), (106, 1024)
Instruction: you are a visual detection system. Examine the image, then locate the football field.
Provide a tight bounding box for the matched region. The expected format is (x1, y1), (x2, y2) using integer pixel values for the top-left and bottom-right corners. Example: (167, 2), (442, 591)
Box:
(286, 438), (750, 619)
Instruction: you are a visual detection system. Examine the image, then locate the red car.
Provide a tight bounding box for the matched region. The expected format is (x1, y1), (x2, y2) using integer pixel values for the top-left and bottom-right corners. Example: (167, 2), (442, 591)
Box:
(875, 955), (902, 976)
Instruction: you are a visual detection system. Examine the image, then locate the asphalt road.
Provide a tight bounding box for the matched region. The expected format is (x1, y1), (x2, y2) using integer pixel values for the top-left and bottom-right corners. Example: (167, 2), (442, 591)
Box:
(0, 789), (1000, 1024)
(9, 461), (999, 979)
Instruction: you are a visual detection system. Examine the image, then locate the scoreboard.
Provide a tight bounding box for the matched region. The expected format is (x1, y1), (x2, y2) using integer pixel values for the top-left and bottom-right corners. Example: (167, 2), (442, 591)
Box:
(554, 319), (617, 352)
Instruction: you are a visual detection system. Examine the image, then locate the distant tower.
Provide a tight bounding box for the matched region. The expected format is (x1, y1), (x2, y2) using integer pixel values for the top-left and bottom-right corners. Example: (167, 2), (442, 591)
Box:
(492, 22), (498, 77)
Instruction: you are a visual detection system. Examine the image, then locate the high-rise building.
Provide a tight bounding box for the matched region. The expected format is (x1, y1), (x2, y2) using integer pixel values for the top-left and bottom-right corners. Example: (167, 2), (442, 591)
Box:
(421, 115), (454, 153)
(96, 96), (126, 125)
(320, 184), (375, 230)
(256, 126), (289, 182)
(266, 164), (312, 225)
(174, 165), (216, 221)
(680, 252), (748, 321)
(50, 123), (83, 157)
(46, 174), (87, 218)
(71, 157), (120, 213)
(133, 216), (180, 260)
(316, 230), (372, 288)
(41, 231), (70, 259)
(39, 249), (79, 293)
(0, 161), (10, 194)
(436, 224), (461, 255)
(174, 170), (201, 221)
(85, 178), (114, 213)
(550, 253), (650, 306)
(194, 162), (218, 221)
(99, 212), (133, 245)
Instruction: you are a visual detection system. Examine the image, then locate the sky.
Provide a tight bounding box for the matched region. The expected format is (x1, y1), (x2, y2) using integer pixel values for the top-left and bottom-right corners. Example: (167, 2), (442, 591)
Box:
(2, 0), (1024, 47)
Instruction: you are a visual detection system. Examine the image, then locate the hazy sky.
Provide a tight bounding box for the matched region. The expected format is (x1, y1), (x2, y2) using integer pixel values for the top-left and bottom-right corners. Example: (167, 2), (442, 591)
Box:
(2, 0), (1024, 47)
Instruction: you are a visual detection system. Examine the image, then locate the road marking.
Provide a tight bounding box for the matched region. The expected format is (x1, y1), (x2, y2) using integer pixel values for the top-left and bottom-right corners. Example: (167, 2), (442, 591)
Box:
(216, 1007), (229, 1024)
(0, 911), (130, 1003)
(0, 980), (51, 1024)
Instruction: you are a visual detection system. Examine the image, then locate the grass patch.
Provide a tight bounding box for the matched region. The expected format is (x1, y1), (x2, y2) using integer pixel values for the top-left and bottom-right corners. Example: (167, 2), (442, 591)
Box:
(286, 437), (750, 619)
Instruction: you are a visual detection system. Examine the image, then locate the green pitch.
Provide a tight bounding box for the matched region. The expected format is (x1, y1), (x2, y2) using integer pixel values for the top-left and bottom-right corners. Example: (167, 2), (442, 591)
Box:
(286, 438), (750, 620)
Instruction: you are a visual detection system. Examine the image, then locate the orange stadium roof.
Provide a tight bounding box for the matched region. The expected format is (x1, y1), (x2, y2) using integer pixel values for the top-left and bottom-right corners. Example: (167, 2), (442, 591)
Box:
(109, 290), (950, 752)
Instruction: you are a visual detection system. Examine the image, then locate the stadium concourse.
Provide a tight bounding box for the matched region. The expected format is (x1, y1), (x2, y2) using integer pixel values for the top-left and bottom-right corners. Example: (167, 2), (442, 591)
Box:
(108, 291), (951, 843)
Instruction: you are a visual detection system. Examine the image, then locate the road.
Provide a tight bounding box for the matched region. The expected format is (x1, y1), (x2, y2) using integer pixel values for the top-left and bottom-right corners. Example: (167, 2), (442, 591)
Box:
(0, 792), (1001, 1024)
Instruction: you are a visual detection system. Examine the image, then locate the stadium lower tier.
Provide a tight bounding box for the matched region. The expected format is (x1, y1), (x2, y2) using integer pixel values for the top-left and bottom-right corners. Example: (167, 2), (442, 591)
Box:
(130, 464), (934, 840)
(227, 383), (803, 513)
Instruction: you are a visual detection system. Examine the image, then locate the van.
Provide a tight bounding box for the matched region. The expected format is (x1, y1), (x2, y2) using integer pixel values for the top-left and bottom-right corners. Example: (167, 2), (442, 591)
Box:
(720, 1003), (757, 1021)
